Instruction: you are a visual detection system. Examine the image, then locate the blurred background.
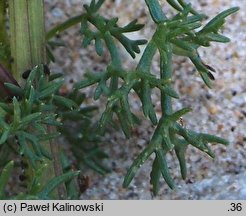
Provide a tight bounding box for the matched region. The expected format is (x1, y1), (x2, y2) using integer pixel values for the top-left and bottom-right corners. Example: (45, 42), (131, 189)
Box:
(44, 0), (245, 199)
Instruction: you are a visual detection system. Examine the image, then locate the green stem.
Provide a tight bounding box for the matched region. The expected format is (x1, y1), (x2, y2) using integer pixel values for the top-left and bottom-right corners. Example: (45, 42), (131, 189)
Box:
(48, 125), (67, 199)
(137, 41), (157, 72)
(145, 0), (167, 23)
(104, 32), (121, 68)
(144, 0), (173, 115)
(0, 1), (10, 69)
(160, 46), (173, 115)
(104, 32), (121, 91)
(46, 15), (85, 40)
(9, 0), (46, 82)
(8, 0), (62, 199)
(0, 1), (5, 41)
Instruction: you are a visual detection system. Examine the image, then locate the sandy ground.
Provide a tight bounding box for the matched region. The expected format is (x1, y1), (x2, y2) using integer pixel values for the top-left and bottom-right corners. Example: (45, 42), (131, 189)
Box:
(44, 0), (246, 199)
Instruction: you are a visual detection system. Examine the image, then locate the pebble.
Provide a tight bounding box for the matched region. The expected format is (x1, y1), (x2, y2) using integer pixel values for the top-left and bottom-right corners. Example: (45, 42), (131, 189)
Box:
(51, 7), (64, 17)
(208, 104), (219, 115)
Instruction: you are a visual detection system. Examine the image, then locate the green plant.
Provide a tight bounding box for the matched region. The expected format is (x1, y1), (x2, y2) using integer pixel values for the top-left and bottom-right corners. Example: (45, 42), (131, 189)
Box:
(76, 0), (239, 195)
(0, 64), (97, 199)
(0, 0), (239, 199)
(0, 0), (106, 199)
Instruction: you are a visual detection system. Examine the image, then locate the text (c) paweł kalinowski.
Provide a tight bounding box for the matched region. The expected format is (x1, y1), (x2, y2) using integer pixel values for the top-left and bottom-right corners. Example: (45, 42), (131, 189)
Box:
(20, 202), (104, 212)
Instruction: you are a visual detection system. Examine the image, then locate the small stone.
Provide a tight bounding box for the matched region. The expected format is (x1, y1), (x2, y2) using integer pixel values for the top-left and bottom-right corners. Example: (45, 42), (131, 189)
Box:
(190, 155), (200, 163)
(241, 110), (246, 117)
(235, 110), (244, 120)
(51, 8), (64, 17)
(186, 179), (193, 184)
(137, 139), (145, 147)
(230, 126), (236, 132)
(217, 124), (224, 131)
(231, 90), (237, 96)
(208, 104), (219, 115)
(205, 93), (212, 100)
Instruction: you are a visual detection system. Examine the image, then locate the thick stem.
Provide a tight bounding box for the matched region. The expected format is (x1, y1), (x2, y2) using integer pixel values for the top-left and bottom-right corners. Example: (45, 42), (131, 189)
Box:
(0, 1), (10, 69)
(9, 0), (46, 82)
(8, 0), (64, 199)
(48, 126), (67, 199)
(0, 1), (5, 41)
